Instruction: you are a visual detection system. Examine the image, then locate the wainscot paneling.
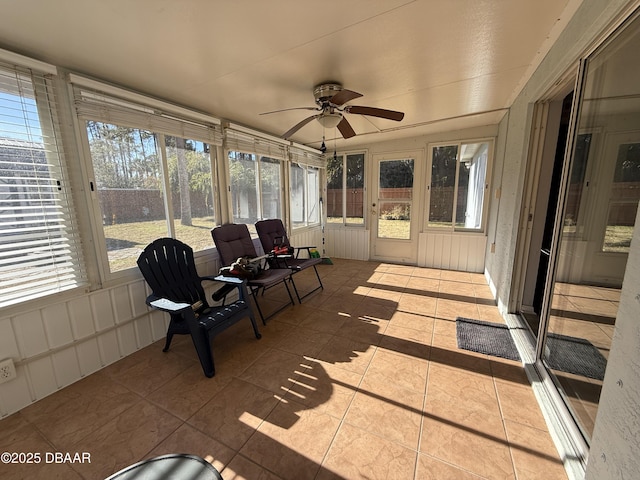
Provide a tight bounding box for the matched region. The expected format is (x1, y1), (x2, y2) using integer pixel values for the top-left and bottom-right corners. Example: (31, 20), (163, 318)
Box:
(325, 227), (370, 261)
(418, 232), (487, 272)
(0, 277), (177, 418)
(289, 228), (324, 257)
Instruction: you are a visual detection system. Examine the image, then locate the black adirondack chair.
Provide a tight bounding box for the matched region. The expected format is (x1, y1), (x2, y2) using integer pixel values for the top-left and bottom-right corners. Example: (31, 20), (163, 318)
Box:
(255, 218), (323, 302)
(137, 238), (261, 377)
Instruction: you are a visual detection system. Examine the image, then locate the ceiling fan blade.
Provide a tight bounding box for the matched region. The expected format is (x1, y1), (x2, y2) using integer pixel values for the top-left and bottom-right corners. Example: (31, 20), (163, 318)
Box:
(337, 117), (356, 139)
(260, 106), (318, 115)
(347, 105), (404, 121)
(282, 114), (321, 139)
(329, 89), (363, 106)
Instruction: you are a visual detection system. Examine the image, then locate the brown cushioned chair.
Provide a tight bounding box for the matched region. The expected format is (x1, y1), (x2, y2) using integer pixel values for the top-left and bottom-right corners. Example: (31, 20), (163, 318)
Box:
(211, 223), (294, 323)
(137, 238), (260, 377)
(255, 218), (323, 302)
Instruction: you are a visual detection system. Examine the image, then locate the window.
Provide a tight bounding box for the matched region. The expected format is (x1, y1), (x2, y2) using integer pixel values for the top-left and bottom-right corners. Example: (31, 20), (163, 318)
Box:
(74, 84), (222, 275)
(228, 151), (282, 228)
(326, 152), (365, 225)
(85, 123), (216, 272)
(0, 63), (86, 308)
(427, 141), (490, 231)
(225, 128), (287, 235)
(602, 141), (640, 252)
(166, 136), (215, 248)
(290, 162), (320, 229)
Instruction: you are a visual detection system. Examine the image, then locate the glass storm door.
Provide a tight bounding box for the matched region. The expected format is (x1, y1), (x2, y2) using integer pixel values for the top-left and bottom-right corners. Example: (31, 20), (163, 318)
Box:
(371, 153), (421, 263)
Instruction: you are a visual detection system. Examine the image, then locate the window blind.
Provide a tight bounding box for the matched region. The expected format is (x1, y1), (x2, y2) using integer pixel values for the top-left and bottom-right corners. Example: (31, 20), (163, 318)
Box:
(0, 63), (87, 308)
(225, 128), (288, 160)
(73, 86), (223, 146)
(289, 145), (325, 168)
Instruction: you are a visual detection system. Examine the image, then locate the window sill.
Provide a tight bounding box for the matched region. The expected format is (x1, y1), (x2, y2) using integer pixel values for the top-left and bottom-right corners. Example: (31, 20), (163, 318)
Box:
(424, 228), (486, 235)
(325, 223), (366, 229)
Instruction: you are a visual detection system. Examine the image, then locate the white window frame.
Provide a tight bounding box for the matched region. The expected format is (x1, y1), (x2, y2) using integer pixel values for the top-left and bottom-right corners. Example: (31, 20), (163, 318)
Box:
(72, 79), (223, 282)
(225, 150), (285, 227)
(224, 127), (289, 232)
(0, 55), (88, 308)
(288, 145), (325, 232)
(326, 150), (367, 227)
(425, 138), (493, 233)
(290, 162), (322, 231)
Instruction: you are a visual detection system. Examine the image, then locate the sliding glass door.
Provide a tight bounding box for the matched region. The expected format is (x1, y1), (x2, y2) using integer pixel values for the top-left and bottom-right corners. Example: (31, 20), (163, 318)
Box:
(523, 11), (640, 442)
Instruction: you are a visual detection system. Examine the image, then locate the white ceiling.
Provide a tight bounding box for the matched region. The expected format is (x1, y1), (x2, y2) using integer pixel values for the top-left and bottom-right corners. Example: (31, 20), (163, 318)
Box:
(0, 0), (582, 150)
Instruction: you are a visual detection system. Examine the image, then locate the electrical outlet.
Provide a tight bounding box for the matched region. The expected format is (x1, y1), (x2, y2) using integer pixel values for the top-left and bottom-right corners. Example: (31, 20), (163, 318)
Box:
(0, 358), (16, 384)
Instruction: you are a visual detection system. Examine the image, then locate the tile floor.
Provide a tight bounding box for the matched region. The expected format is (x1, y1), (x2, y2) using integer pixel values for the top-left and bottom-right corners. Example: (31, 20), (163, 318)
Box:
(0, 259), (568, 479)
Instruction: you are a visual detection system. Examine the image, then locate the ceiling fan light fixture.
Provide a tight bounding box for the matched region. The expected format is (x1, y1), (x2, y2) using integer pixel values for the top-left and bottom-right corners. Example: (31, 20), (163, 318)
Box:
(266, 83), (404, 139)
(317, 112), (342, 129)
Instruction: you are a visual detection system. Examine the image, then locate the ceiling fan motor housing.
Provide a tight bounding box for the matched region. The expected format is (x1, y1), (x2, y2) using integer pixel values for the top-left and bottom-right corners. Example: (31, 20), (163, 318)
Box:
(314, 83), (343, 104)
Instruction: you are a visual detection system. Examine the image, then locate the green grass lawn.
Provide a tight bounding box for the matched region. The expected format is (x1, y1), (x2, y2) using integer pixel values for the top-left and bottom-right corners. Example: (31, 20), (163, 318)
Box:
(326, 217), (410, 238)
(377, 218), (411, 239)
(103, 217), (216, 271)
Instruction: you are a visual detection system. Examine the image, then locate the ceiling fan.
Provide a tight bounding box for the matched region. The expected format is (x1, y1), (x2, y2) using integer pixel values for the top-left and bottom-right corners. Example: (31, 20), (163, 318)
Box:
(260, 82), (404, 140)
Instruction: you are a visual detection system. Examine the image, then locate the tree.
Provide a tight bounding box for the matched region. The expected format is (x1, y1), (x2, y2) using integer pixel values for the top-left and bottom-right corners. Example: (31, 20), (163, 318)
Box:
(229, 151), (264, 221)
(86, 122), (159, 189)
(166, 139), (213, 221)
(174, 137), (192, 226)
(380, 159), (414, 188)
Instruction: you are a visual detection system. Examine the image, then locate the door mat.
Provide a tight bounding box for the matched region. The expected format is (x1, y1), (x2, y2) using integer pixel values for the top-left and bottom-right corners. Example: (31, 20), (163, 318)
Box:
(456, 318), (607, 380)
(456, 318), (520, 361)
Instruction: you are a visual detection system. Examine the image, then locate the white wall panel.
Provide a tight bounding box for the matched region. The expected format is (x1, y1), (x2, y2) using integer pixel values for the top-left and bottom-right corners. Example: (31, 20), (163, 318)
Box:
(199, 256), (220, 276)
(130, 280), (149, 317)
(117, 323), (138, 356)
(472, 235), (487, 271)
(150, 310), (170, 340)
(76, 338), (103, 376)
(0, 318), (19, 359)
(112, 285), (133, 324)
(41, 303), (73, 349)
(290, 228), (323, 255)
(450, 236), (461, 269)
(325, 227), (369, 261)
(52, 349), (81, 388)
(68, 296), (96, 340)
(134, 316), (154, 347)
(418, 233), (487, 272)
(97, 330), (121, 366)
(443, 237), (453, 269)
(327, 229), (342, 258)
(92, 290), (116, 331)
(12, 311), (48, 359)
(0, 366), (31, 415)
(27, 357), (57, 400)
